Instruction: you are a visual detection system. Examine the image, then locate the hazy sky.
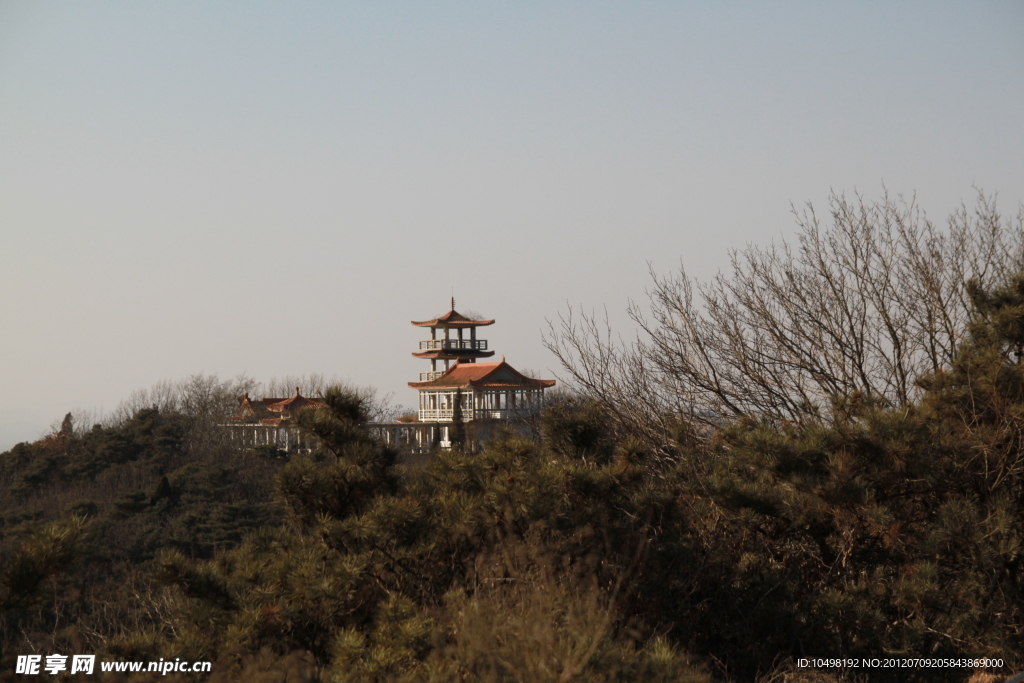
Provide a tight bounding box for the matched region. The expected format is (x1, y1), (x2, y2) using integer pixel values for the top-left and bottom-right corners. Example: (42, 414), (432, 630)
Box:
(2, 2), (1023, 450)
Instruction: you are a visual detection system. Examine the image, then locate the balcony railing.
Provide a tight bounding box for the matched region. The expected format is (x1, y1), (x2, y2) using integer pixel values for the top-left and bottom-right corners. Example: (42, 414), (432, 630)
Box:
(418, 339), (488, 351)
(474, 409), (530, 420)
(418, 408), (467, 422)
(418, 407), (534, 422)
(418, 371), (445, 381)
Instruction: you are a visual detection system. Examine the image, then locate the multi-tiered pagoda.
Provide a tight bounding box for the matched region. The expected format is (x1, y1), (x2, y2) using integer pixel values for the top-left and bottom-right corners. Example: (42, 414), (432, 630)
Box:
(410, 298), (495, 381)
(407, 300), (555, 427)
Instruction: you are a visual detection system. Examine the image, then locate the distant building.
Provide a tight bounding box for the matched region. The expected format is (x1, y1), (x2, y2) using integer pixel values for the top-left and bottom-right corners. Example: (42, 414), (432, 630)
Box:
(224, 388), (323, 452)
(371, 299), (556, 451)
(410, 303), (496, 378)
(409, 359), (555, 423)
(225, 301), (556, 454)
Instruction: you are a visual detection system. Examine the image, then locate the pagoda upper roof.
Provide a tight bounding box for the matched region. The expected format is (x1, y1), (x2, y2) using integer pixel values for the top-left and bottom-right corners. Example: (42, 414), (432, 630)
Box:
(412, 349), (496, 360)
(409, 359), (556, 390)
(411, 300), (494, 328)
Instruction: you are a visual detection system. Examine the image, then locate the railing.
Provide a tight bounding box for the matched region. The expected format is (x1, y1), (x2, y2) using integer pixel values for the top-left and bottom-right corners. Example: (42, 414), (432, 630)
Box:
(367, 423), (436, 454)
(418, 408), (466, 422)
(219, 423), (320, 453)
(418, 339), (488, 351)
(474, 409), (531, 420)
(417, 407), (535, 422)
(418, 371), (445, 381)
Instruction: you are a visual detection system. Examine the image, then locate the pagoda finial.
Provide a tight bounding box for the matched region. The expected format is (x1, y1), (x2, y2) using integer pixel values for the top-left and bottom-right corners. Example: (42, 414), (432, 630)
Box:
(450, 296), (455, 311)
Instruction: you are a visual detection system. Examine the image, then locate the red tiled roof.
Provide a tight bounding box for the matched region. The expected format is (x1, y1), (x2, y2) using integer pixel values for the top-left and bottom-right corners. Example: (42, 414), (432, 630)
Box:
(266, 387), (324, 412)
(412, 349), (495, 360)
(409, 360), (555, 389)
(411, 307), (494, 328)
(232, 389), (324, 422)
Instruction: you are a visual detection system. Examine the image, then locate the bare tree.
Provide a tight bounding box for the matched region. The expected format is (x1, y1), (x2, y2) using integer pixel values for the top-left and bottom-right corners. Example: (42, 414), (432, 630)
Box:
(546, 191), (1024, 439)
(111, 373), (257, 427)
(262, 373), (340, 400)
(546, 308), (683, 447)
(110, 373), (404, 432)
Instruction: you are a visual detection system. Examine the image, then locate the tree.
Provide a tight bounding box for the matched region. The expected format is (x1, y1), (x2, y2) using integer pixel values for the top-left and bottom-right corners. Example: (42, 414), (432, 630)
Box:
(0, 518), (85, 611)
(295, 385), (377, 460)
(660, 273), (1024, 678)
(151, 386), (709, 681)
(59, 413), (73, 437)
(546, 191), (1024, 442)
(450, 389), (467, 450)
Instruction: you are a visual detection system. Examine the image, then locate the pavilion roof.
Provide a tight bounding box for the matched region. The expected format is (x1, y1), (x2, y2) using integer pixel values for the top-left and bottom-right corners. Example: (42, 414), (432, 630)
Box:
(411, 300), (494, 328)
(412, 349), (495, 360)
(408, 359), (555, 390)
(234, 389), (324, 422)
(265, 388), (324, 412)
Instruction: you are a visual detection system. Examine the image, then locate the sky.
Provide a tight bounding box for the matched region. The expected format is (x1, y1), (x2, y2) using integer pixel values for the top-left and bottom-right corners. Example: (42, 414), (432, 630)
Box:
(1, 2), (1023, 450)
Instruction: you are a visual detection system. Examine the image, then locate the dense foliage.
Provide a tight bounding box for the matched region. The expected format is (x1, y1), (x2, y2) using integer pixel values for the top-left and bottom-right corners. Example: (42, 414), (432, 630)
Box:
(2, 276), (1023, 682)
(0, 406), (286, 678)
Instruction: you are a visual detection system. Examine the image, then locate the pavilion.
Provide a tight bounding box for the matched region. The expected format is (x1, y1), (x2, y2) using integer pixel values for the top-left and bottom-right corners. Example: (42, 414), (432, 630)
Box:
(371, 300), (556, 451)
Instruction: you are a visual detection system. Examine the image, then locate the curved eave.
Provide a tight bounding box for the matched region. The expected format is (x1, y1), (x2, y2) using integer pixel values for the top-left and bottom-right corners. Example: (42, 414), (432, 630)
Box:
(410, 319), (495, 328)
(269, 398), (322, 409)
(412, 350), (495, 360)
(409, 378), (556, 390)
(468, 378), (556, 389)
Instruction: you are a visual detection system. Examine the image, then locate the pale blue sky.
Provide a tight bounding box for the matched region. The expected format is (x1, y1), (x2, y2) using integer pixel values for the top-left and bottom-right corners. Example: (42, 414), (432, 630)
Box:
(2, 2), (1023, 449)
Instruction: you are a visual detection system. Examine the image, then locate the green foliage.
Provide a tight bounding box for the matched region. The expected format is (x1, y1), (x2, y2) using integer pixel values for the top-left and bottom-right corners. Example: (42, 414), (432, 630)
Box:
(0, 517), (85, 610)
(5, 275), (1024, 681)
(284, 388), (399, 525)
(417, 540), (710, 683)
(0, 408), (190, 499)
(0, 405), (287, 672)
(647, 275), (1024, 680)
(541, 396), (617, 464)
(150, 386), (703, 680)
(297, 385), (379, 460)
